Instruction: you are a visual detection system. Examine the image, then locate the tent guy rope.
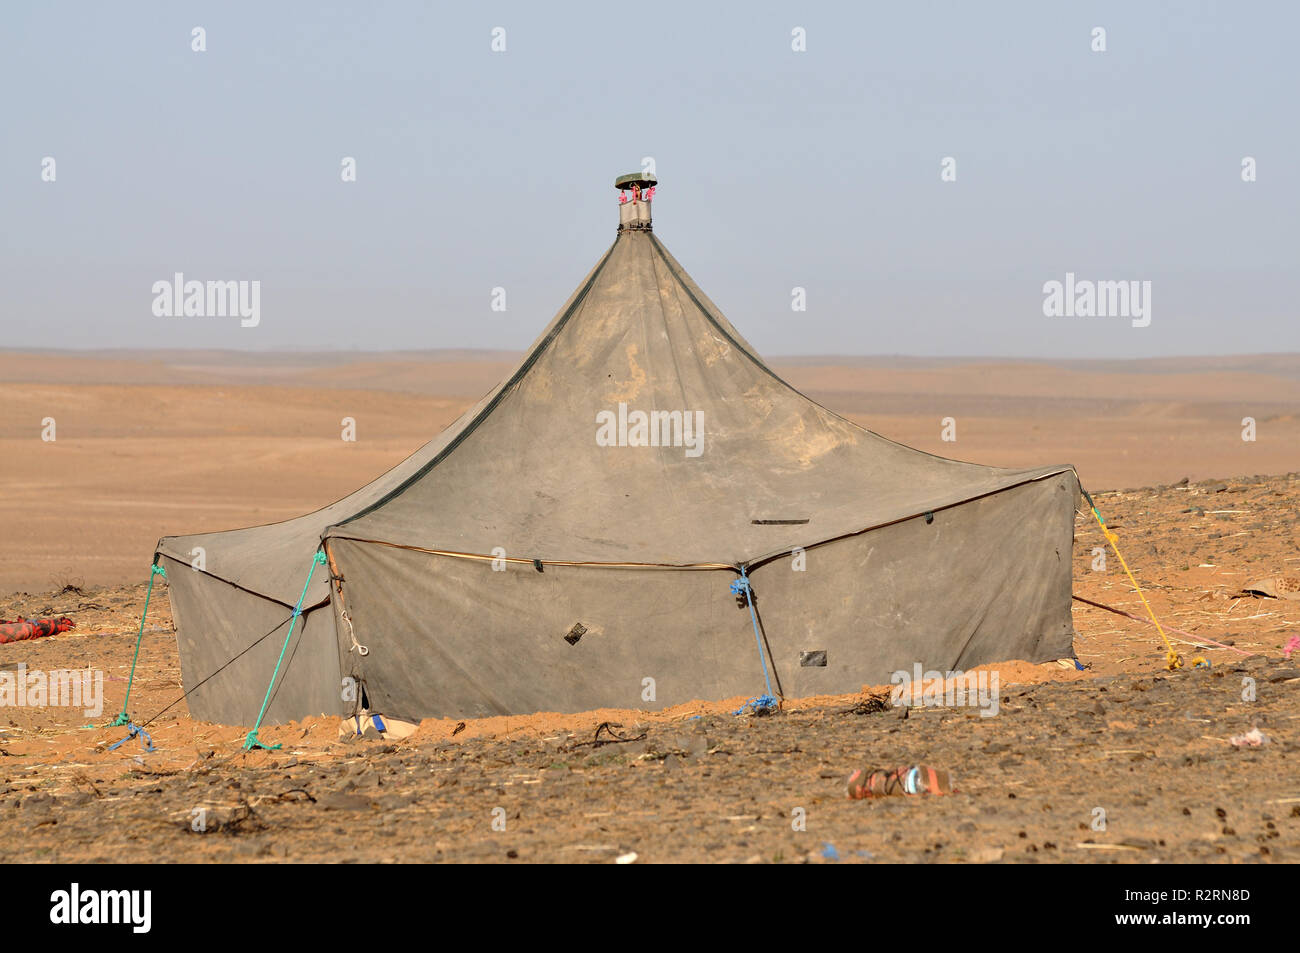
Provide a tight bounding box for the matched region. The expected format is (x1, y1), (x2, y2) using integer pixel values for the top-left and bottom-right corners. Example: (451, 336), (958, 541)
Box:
(243, 548), (328, 752)
(730, 568), (779, 711)
(107, 560), (165, 728)
(1079, 484), (1203, 671)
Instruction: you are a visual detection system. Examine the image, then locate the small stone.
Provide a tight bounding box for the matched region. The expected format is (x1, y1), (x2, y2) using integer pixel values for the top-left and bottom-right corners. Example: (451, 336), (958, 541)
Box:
(316, 792), (373, 811)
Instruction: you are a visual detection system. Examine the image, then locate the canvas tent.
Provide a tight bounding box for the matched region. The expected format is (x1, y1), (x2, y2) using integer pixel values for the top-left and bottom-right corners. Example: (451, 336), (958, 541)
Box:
(156, 175), (1078, 726)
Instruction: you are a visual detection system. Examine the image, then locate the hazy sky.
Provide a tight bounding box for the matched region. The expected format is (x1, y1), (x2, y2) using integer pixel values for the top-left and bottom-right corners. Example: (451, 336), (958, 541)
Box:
(3, 2), (1296, 357)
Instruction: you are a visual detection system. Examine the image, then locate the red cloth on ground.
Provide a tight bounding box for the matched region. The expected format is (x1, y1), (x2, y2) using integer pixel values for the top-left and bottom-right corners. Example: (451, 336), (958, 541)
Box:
(0, 616), (75, 644)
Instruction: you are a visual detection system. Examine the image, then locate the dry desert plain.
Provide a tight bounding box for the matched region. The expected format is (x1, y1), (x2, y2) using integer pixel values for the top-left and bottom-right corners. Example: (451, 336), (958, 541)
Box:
(0, 350), (1298, 863)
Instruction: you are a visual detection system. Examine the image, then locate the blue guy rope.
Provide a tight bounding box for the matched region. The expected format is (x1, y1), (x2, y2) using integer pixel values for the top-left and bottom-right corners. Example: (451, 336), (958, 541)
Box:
(107, 722), (155, 754)
(732, 695), (779, 716)
(730, 567), (778, 714)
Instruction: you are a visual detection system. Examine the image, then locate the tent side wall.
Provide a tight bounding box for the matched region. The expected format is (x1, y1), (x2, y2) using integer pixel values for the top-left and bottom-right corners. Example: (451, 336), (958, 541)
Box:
(749, 472), (1078, 698)
(326, 471), (1075, 721)
(162, 556), (344, 725)
(325, 540), (765, 721)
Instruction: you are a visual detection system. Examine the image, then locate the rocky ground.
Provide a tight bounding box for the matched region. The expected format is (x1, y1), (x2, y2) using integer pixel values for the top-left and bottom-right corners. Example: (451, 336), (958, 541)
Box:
(1, 474), (1297, 863)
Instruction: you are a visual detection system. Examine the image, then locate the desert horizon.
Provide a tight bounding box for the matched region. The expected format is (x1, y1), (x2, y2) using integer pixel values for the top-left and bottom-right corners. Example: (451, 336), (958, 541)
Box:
(4, 348), (1297, 593)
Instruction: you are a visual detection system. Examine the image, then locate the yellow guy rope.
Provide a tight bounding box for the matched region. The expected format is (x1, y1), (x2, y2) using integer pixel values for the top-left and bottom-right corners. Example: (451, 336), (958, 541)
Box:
(1078, 485), (1202, 672)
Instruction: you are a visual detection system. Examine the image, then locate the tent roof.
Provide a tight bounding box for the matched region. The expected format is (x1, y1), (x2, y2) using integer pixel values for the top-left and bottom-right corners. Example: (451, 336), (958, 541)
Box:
(158, 217), (1070, 607)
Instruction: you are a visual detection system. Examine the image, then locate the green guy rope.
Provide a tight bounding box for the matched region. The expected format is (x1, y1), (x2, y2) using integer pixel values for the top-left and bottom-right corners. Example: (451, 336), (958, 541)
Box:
(109, 561), (166, 728)
(243, 548), (327, 752)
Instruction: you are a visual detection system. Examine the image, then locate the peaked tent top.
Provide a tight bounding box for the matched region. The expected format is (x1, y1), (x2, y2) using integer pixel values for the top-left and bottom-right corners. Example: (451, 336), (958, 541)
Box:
(158, 176), (1071, 607)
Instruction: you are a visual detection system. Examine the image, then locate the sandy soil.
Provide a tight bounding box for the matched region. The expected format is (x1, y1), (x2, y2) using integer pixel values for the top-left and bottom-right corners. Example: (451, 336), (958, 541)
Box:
(1, 352), (1297, 863)
(1, 476), (1297, 863)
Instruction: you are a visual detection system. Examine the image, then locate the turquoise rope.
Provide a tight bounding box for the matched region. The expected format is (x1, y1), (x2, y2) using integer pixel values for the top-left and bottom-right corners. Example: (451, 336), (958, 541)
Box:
(243, 549), (327, 751)
(108, 562), (165, 728)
